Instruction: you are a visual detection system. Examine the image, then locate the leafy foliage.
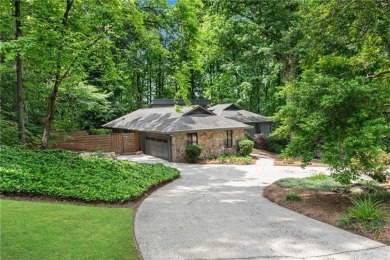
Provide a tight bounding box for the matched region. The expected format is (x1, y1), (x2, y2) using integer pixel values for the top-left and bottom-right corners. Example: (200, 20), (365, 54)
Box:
(273, 0), (390, 183)
(0, 115), (20, 146)
(253, 134), (268, 150)
(185, 144), (201, 163)
(253, 133), (287, 154)
(237, 140), (254, 156)
(88, 128), (111, 135)
(0, 146), (180, 202)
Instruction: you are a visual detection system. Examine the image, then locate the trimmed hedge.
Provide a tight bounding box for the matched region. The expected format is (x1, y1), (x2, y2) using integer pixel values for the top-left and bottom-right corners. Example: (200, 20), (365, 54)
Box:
(0, 146), (180, 202)
(185, 144), (201, 163)
(237, 140), (254, 156)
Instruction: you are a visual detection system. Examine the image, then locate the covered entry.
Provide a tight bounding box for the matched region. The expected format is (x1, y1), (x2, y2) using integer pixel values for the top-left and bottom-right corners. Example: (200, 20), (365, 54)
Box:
(143, 133), (171, 161)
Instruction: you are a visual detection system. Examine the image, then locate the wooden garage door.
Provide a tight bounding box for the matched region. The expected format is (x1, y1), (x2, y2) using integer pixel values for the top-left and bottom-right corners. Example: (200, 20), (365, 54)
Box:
(144, 134), (169, 160)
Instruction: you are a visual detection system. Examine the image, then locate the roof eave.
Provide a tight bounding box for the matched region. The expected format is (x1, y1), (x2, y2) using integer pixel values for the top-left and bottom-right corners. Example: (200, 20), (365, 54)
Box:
(164, 126), (253, 134)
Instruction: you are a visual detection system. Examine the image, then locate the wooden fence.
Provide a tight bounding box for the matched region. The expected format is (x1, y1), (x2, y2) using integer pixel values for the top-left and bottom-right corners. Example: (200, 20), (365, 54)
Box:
(55, 131), (140, 154)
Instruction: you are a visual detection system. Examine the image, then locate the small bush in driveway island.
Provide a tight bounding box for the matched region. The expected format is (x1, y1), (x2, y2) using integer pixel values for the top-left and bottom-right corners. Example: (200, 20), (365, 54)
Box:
(285, 192), (301, 201)
(340, 196), (386, 231)
(237, 140), (254, 156)
(185, 144), (201, 163)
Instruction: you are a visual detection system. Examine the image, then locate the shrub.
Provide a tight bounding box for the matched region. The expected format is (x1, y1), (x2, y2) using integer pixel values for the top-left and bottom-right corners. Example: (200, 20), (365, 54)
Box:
(253, 134), (268, 150)
(285, 192), (301, 201)
(185, 144), (201, 163)
(244, 131), (253, 140)
(332, 170), (359, 185)
(237, 140), (253, 156)
(267, 135), (288, 154)
(340, 196), (386, 230)
(89, 128), (111, 135)
(0, 116), (20, 146)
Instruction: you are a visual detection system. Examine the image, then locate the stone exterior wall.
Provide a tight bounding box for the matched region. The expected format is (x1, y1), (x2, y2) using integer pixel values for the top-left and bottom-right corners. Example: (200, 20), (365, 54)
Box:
(171, 129), (245, 162)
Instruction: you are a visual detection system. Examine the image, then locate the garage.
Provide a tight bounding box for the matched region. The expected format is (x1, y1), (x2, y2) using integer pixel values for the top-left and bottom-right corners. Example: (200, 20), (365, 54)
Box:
(143, 134), (171, 161)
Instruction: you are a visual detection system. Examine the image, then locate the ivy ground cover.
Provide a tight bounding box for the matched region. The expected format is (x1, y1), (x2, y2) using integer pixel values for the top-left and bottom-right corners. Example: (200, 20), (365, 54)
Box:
(1, 199), (139, 259)
(0, 146), (180, 202)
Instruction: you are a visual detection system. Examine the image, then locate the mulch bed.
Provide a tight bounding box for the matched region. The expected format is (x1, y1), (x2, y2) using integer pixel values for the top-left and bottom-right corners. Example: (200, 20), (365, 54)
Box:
(263, 184), (390, 245)
(252, 149), (328, 167)
(273, 158), (327, 167)
(197, 155), (257, 165)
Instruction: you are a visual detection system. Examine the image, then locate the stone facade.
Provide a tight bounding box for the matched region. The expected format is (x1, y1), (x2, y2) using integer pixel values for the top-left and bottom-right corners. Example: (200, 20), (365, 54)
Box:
(171, 129), (245, 162)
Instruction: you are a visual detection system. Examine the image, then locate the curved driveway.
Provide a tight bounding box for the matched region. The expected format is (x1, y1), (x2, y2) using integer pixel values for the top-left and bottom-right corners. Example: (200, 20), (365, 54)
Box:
(120, 155), (390, 260)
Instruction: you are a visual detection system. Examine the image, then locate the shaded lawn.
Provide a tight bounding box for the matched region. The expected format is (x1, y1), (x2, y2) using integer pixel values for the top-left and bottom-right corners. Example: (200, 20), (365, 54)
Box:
(1, 199), (139, 260)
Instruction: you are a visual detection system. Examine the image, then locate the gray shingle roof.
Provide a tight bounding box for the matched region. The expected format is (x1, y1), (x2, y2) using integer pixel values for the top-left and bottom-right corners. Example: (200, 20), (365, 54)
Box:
(209, 103), (273, 123)
(103, 106), (252, 133)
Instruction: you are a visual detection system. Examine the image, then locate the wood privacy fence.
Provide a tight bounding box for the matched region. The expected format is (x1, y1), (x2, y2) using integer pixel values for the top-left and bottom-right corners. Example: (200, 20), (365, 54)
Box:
(55, 131), (140, 154)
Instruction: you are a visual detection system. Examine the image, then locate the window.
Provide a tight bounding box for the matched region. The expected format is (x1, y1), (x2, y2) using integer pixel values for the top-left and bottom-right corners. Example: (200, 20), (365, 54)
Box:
(224, 130), (233, 148)
(187, 133), (198, 145)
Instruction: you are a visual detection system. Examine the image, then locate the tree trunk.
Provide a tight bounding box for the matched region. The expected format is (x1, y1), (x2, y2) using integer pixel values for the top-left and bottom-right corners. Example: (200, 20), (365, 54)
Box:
(41, 80), (61, 148)
(281, 54), (289, 84)
(148, 59), (152, 103)
(289, 54), (296, 80)
(41, 0), (74, 149)
(15, 0), (26, 144)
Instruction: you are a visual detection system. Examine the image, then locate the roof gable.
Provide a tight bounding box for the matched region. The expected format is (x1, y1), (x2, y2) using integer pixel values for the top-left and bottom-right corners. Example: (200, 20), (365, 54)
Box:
(208, 103), (273, 123)
(224, 104), (241, 111)
(183, 106), (215, 116)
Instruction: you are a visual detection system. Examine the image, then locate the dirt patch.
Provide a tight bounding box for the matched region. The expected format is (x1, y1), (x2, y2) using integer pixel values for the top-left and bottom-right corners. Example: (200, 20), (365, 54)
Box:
(198, 156), (257, 165)
(263, 184), (390, 245)
(273, 158), (327, 167)
(252, 149), (328, 167)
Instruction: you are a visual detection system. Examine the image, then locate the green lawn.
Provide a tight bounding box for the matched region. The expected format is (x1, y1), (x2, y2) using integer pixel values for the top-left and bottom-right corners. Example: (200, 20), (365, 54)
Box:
(1, 199), (139, 260)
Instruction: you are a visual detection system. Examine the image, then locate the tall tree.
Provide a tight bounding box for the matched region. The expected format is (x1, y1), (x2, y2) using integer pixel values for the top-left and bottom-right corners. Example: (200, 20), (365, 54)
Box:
(14, 0), (25, 144)
(273, 0), (390, 182)
(41, 0), (74, 148)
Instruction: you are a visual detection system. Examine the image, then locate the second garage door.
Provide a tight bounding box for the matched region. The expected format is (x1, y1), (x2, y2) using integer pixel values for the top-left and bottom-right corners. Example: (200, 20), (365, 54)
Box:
(144, 134), (170, 160)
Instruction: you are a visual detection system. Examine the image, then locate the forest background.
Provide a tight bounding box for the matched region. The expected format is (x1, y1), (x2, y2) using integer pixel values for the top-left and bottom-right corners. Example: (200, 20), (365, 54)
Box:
(1, 0), (389, 178)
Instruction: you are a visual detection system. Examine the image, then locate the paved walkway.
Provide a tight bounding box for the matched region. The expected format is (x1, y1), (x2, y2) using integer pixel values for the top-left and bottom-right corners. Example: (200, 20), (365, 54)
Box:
(119, 155), (390, 260)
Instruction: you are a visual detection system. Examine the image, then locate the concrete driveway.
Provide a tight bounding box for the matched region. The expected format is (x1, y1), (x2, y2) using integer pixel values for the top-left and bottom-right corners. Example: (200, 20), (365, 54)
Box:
(119, 155), (390, 260)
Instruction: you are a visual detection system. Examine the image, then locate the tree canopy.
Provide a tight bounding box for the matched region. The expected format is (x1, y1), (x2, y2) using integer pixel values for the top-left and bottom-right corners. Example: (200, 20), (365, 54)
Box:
(1, 0), (389, 180)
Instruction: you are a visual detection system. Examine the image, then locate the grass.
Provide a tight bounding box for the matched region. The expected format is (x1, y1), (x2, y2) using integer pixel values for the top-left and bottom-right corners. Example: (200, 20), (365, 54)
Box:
(305, 173), (328, 181)
(370, 191), (390, 203)
(285, 192), (301, 201)
(0, 145), (180, 202)
(1, 199), (139, 260)
(340, 196), (387, 231)
(275, 174), (346, 191)
(217, 154), (252, 164)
